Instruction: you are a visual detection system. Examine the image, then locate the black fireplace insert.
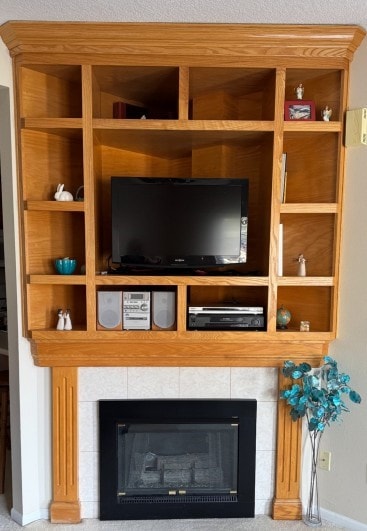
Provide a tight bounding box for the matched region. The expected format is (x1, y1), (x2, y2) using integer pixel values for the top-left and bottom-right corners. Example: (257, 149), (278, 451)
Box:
(99, 399), (256, 520)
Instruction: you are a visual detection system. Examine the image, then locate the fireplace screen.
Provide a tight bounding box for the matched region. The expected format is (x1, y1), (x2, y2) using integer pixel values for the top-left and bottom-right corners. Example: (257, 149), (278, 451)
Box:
(99, 399), (256, 520)
(117, 422), (238, 496)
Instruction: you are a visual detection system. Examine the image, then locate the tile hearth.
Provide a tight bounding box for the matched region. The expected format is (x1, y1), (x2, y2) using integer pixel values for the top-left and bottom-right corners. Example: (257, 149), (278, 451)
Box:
(78, 366), (277, 519)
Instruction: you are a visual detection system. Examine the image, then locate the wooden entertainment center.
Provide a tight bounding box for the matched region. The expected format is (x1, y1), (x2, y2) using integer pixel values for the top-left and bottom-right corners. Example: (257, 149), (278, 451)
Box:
(0, 21), (365, 523)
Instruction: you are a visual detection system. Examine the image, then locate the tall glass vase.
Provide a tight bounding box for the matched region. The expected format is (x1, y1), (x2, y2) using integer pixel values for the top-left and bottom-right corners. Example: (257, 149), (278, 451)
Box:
(304, 429), (322, 527)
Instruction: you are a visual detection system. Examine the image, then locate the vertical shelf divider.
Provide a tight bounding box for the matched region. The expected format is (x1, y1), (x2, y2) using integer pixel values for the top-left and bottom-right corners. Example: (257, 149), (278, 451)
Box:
(82, 64), (96, 332)
(179, 66), (189, 120)
(268, 67), (286, 333)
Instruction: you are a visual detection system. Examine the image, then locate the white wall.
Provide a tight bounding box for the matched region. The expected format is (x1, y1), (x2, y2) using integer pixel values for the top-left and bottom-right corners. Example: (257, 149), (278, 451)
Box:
(319, 35), (367, 527)
(0, 38), (52, 526)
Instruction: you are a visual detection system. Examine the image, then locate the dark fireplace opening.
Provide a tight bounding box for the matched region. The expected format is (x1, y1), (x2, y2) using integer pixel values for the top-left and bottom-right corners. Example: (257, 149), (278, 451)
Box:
(99, 399), (256, 520)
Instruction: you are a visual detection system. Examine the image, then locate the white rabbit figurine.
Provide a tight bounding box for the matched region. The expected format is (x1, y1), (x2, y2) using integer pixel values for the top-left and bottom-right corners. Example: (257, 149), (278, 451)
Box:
(54, 183), (74, 201)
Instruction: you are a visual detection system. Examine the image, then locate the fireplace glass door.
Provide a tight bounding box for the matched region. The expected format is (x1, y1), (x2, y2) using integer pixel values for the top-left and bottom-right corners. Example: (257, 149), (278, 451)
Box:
(117, 422), (238, 497)
(99, 399), (256, 520)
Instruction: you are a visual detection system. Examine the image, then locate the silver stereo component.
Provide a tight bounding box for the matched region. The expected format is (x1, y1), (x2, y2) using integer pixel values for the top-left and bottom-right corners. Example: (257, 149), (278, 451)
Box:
(97, 291), (123, 330)
(123, 292), (151, 330)
(152, 291), (176, 330)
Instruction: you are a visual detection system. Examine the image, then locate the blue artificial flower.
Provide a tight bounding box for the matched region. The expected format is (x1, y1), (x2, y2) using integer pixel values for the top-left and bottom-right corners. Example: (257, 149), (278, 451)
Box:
(299, 396), (307, 404)
(289, 384), (300, 396)
(327, 379), (340, 391)
(350, 390), (362, 403)
(340, 374), (350, 384)
(280, 357), (361, 434)
(332, 394), (341, 406)
(288, 396), (299, 406)
(324, 356), (336, 366)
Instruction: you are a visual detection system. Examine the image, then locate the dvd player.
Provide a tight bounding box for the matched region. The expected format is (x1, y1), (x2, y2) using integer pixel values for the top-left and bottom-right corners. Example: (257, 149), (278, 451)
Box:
(189, 306), (263, 314)
(188, 306), (265, 331)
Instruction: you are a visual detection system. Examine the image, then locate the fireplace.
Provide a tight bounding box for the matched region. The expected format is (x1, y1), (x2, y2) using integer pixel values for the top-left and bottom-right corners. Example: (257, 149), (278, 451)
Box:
(99, 399), (257, 520)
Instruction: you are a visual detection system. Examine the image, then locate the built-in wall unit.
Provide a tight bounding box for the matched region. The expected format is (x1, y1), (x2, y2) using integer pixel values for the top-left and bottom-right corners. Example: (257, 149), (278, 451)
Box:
(0, 21), (364, 523)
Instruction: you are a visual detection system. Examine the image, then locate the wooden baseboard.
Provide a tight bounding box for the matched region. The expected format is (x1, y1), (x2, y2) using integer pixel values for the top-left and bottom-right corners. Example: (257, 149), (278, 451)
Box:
(50, 501), (81, 523)
(272, 498), (302, 520)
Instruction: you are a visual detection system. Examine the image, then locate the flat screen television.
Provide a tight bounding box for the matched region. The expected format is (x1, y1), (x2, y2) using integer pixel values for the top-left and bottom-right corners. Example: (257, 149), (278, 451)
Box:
(111, 177), (248, 271)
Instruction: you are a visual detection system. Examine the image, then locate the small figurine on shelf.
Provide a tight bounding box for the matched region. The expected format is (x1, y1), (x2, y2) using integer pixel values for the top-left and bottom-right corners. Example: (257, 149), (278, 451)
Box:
(295, 83), (304, 100)
(64, 309), (72, 330)
(322, 105), (332, 121)
(54, 183), (74, 202)
(296, 254), (307, 276)
(56, 308), (73, 330)
(276, 305), (292, 329)
(56, 308), (64, 330)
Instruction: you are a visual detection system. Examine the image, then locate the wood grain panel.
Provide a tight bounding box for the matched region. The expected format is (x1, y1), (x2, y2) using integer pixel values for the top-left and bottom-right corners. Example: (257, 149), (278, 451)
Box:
(273, 370), (302, 520)
(277, 286), (332, 332)
(285, 69), (342, 121)
(50, 367), (80, 523)
(27, 285), (86, 331)
(283, 132), (339, 204)
(24, 211), (85, 275)
(31, 339), (328, 367)
(281, 214), (335, 277)
(21, 65), (82, 118)
(1, 23), (364, 62)
(21, 129), (83, 201)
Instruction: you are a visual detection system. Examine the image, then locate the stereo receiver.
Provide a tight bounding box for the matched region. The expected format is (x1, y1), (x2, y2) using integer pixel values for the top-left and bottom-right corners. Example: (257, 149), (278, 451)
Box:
(123, 291), (151, 330)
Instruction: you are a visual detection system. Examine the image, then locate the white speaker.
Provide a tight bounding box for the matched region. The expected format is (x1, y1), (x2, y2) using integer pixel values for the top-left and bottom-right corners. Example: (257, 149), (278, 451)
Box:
(152, 291), (176, 331)
(97, 291), (122, 330)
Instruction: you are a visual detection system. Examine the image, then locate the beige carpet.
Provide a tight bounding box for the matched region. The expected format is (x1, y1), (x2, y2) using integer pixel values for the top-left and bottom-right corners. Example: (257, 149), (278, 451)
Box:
(0, 496), (344, 530)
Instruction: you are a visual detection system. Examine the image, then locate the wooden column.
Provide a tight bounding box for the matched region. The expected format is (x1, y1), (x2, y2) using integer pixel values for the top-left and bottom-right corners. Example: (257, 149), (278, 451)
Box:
(50, 367), (80, 523)
(272, 370), (302, 520)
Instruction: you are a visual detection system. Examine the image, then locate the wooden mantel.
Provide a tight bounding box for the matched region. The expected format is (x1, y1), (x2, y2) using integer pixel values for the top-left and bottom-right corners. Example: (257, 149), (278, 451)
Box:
(0, 21), (365, 524)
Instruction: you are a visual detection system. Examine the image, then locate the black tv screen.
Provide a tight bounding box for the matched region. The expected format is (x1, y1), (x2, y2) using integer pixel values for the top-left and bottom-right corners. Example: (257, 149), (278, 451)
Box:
(111, 177), (248, 270)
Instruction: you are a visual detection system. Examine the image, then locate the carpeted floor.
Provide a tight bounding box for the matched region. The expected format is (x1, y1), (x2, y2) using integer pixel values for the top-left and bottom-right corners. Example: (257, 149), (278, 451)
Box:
(0, 495), (345, 530)
(0, 454), (344, 530)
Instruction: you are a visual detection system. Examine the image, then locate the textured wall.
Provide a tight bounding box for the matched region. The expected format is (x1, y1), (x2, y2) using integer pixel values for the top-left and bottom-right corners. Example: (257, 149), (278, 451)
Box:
(0, 0), (366, 28)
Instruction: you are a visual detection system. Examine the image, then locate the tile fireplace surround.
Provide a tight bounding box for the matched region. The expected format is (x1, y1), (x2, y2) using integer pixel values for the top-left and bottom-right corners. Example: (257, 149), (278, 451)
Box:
(78, 366), (277, 520)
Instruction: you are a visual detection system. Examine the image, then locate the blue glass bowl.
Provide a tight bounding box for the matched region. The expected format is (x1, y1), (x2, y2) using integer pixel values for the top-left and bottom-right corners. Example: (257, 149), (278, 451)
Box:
(54, 258), (77, 275)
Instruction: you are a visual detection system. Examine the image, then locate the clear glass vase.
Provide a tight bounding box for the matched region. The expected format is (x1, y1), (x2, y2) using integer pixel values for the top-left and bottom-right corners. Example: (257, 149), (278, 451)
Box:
(304, 430), (322, 527)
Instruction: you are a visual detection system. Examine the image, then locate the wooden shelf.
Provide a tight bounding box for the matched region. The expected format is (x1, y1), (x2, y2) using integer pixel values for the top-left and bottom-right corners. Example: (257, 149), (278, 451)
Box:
(95, 275), (269, 286)
(30, 335), (331, 368)
(22, 118), (83, 129)
(93, 119), (275, 131)
(283, 121), (342, 132)
(280, 203), (338, 214)
(25, 201), (85, 212)
(29, 275), (86, 285)
(277, 276), (335, 286)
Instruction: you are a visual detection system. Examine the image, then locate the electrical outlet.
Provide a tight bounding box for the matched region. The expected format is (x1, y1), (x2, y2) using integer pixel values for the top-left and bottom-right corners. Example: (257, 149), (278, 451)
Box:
(319, 451), (331, 471)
